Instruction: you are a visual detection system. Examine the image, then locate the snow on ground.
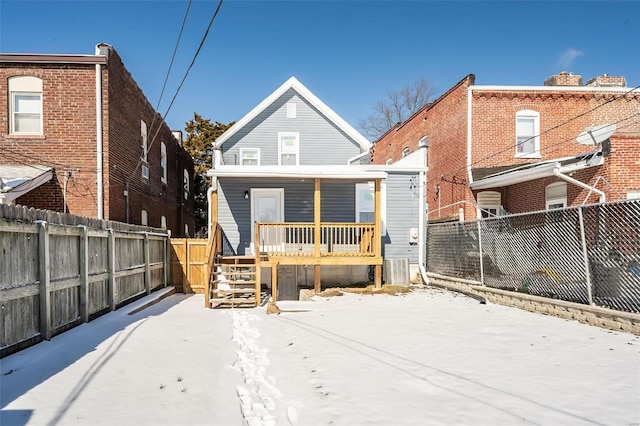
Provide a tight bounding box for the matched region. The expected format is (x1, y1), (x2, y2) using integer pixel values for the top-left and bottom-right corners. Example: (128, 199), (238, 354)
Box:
(1, 287), (639, 426)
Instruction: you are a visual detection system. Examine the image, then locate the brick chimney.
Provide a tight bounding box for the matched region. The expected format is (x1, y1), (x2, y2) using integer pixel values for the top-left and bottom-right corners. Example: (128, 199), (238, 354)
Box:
(585, 74), (626, 87)
(544, 71), (583, 86)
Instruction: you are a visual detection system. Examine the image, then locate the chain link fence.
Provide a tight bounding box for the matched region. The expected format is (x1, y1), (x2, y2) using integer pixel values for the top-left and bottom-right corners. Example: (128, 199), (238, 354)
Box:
(426, 199), (640, 313)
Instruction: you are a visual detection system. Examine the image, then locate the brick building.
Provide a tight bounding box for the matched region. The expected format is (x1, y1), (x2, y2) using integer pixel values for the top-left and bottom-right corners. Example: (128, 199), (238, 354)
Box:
(371, 72), (640, 221)
(0, 43), (195, 236)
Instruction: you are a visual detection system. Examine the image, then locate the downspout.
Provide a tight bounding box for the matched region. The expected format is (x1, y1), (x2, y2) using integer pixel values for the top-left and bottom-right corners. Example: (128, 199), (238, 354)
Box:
(417, 139), (429, 284)
(346, 150), (370, 165)
(553, 166), (606, 203)
(207, 178), (216, 238)
(95, 61), (104, 220)
(467, 86), (476, 220)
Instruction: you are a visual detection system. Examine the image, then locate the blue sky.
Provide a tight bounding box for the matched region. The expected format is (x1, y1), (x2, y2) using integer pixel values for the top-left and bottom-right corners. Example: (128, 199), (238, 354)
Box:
(1, 0), (639, 135)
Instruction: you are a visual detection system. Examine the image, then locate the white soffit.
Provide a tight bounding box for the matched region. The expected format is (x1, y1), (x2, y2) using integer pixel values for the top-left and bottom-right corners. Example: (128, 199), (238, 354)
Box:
(207, 165), (386, 180)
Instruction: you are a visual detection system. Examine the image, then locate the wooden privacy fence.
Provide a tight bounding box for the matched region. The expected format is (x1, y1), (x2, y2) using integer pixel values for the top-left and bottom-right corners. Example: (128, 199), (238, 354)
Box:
(169, 239), (209, 294)
(0, 219), (169, 358)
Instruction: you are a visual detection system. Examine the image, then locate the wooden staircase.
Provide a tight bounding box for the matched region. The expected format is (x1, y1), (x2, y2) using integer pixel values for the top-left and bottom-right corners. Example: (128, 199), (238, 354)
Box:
(207, 256), (262, 308)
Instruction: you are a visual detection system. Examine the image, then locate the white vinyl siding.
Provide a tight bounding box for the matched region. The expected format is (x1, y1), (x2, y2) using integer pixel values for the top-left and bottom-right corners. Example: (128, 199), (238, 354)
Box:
(9, 76), (43, 135)
(278, 132), (299, 165)
(240, 148), (260, 165)
(515, 110), (540, 158)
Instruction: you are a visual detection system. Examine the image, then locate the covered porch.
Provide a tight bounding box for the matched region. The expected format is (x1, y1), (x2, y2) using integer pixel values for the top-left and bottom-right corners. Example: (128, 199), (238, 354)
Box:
(205, 166), (386, 307)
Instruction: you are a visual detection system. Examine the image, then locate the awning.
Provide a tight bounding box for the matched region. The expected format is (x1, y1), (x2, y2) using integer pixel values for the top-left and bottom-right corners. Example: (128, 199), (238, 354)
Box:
(0, 165), (54, 204)
(470, 152), (605, 190)
(207, 165), (387, 180)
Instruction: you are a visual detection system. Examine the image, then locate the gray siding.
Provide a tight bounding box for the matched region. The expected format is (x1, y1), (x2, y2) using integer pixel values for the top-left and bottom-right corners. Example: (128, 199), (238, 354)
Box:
(218, 179), (356, 255)
(383, 172), (420, 264)
(222, 89), (362, 166)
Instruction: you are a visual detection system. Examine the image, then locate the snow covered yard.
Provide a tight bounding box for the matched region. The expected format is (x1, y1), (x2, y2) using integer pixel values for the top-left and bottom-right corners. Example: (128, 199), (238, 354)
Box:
(1, 288), (639, 425)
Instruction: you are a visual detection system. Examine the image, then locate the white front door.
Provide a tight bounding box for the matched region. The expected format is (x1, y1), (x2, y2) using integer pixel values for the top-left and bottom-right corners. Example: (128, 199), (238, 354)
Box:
(251, 189), (284, 253)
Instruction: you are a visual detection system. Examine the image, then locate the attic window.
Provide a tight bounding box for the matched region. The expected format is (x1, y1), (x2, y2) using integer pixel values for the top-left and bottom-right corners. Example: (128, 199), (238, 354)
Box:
(287, 102), (297, 119)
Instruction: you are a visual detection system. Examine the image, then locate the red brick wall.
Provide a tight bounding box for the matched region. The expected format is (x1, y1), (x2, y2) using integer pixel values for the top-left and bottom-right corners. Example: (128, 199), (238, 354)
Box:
(1, 49), (194, 236)
(104, 48), (194, 236)
(0, 63), (102, 216)
(371, 75), (475, 221)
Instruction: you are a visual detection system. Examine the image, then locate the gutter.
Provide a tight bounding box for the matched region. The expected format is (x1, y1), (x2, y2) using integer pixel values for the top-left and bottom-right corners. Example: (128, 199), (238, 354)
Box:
(346, 150), (370, 165)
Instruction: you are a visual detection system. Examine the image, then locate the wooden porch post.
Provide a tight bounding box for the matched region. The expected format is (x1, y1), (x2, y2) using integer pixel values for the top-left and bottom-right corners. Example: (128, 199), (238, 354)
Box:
(271, 264), (278, 302)
(314, 178), (322, 293)
(255, 222), (261, 306)
(374, 178), (382, 288)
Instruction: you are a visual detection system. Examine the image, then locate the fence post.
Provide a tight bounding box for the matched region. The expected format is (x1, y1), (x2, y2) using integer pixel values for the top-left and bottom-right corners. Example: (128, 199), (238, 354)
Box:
(107, 228), (116, 310)
(476, 219), (485, 286)
(578, 207), (594, 305)
(78, 225), (89, 323)
(144, 232), (151, 294)
(163, 235), (168, 288)
(37, 221), (51, 340)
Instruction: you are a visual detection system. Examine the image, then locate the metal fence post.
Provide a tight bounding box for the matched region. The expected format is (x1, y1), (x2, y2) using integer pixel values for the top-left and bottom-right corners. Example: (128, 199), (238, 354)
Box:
(477, 219), (485, 286)
(78, 225), (89, 323)
(578, 206), (594, 305)
(37, 221), (51, 340)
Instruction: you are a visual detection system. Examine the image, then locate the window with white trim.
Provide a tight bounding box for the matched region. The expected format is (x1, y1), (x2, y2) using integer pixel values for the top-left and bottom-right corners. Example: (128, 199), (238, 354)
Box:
(515, 110), (540, 158)
(286, 102), (297, 118)
(386, 158), (392, 165)
(141, 120), (149, 179)
(355, 182), (387, 235)
(160, 142), (167, 183)
(183, 169), (189, 200)
(9, 76), (43, 135)
(546, 182), (567, 210)
(627, 190), (640, 200)
(240, 148), (260, 165)
(141, 209), (148, 226)
(278, 132), (299, 165)
(478, 191), (502, 218)
(402, 147), (410, 158)
(161, 215), (167, 229)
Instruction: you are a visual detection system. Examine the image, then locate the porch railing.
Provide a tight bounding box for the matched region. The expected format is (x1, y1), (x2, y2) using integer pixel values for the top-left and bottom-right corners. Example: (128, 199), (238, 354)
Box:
(255, 222), (376, 257)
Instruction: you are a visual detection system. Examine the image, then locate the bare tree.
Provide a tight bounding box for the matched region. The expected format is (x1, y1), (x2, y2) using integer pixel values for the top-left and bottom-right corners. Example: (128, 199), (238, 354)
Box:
(359, 78), (437, 141)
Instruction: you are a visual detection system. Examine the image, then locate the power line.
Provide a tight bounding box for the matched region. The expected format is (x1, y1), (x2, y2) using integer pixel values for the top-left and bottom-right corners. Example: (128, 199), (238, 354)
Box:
(129, 0), (225, 182)
(437, 84), (640, 182)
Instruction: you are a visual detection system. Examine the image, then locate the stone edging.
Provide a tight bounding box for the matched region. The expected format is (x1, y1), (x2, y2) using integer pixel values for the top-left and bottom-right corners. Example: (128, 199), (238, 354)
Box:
(426, 273), (640, 335)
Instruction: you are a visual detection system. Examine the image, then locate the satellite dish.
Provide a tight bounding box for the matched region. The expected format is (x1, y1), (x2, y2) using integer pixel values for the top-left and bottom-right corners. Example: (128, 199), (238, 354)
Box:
(576, 124), (616, 145)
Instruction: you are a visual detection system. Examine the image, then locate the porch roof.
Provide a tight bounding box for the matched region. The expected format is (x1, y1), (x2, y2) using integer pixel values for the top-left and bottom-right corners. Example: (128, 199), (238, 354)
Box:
(470, 151), (605, 190)
(207, 165), (387, 180)
(0, 165), (53, 203)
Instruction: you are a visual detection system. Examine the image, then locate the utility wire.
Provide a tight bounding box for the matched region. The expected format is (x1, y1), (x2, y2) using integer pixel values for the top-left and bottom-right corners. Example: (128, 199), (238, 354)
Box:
(437, 84), (640, 182)
(144, 0), (193, 160)
(129, 0), (225, 182)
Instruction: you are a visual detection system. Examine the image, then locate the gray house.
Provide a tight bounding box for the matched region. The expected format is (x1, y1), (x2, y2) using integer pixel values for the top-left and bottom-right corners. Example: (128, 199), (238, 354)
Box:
(206, 77), (425, 304)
